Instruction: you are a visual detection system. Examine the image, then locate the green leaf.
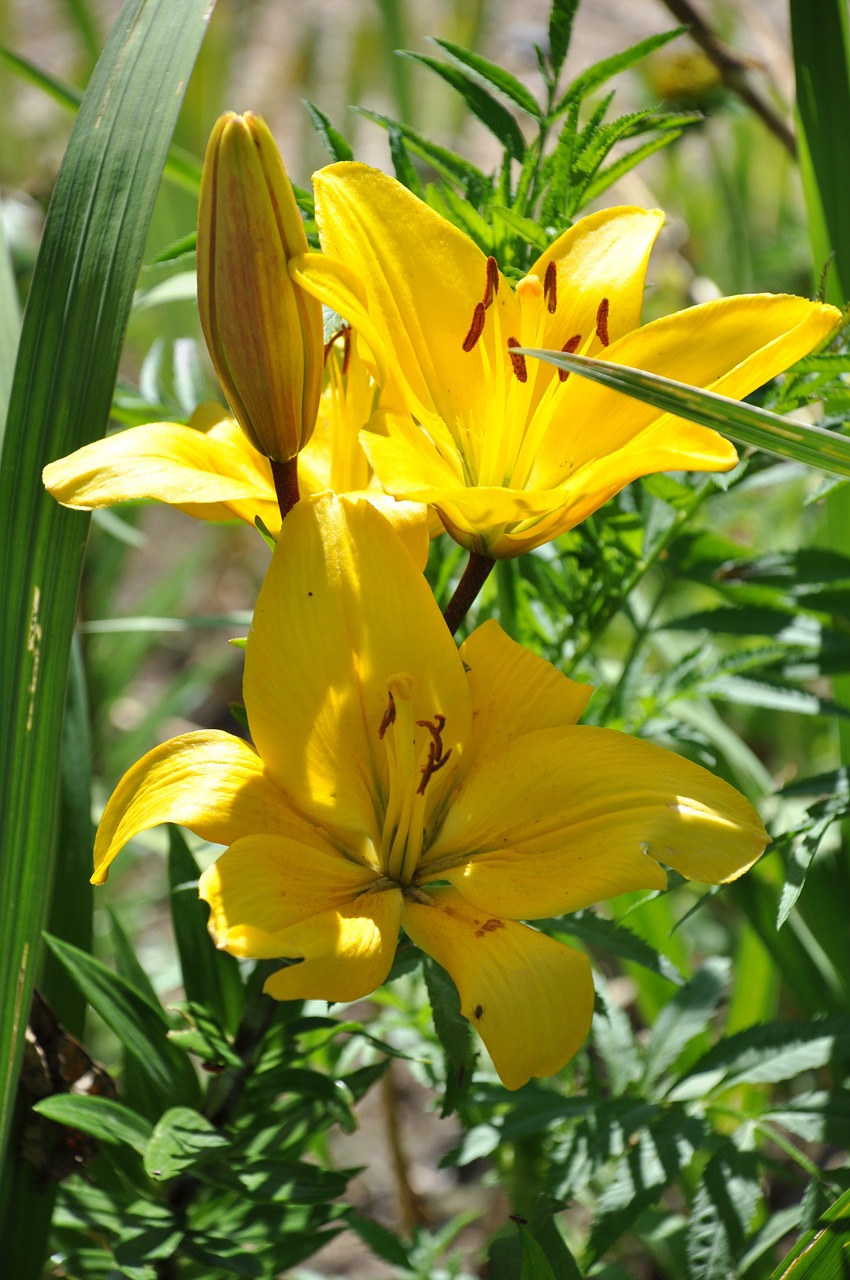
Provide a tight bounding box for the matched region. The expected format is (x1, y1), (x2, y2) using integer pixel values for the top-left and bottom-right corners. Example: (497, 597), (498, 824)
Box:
(33, 1095), (153, 1154)
(548, 0), (579, 79)
(556, 910), (683, 985)
(669, 1015), (850, 1099)
(0, 196), (20, 444)
(43, 935), (200, 1105)
(555, 28), (686, 116)
(431, 38), (542, 119)
(182, 1236), (262, 1278)
(770, 1185), (850, 1279)
(144, 1106), (229, 1180)
(645, 958), (729, 1089)
(168, 826), (244, 1035)
(518, 1224), (558, 1280)
(399, 51), (527, 160)
(519, 346), (850, 479)
(346, 1213), (412, 1268)
(423, 956), (476, 1116)
(687, 1146), (761, 1280)
(302, 99), (354, 162)
(0, 0), (213, 1177)
(357, 107), (488, 191)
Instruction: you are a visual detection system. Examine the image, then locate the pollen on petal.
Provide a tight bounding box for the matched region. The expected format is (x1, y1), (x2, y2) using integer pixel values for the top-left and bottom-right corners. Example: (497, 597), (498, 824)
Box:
(507, 339), (528, 383)
(596, 298), (610, 346)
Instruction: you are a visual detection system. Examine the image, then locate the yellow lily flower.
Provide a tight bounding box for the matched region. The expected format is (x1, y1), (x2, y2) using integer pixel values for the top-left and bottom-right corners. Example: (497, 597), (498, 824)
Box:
(93, 493), (767, 1090)
(41, 340), (430, 563)
(293, 163), (840, 558)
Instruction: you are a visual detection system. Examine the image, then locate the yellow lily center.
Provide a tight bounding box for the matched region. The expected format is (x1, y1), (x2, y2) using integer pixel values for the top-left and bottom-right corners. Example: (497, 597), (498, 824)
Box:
(378, 674), (450, 887)
(460, 256), (609, 493)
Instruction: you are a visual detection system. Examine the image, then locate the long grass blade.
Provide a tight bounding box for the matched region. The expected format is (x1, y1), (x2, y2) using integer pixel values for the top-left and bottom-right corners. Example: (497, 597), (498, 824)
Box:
(520, 347), (850, 478)
(0, 0), (214, 1180)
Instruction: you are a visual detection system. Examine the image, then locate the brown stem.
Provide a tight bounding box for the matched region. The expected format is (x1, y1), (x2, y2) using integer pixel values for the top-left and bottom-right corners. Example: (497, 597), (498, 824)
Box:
(442, 551), (495, 637)
(658, 0), (797, 158)
(270, 455), (300, 523)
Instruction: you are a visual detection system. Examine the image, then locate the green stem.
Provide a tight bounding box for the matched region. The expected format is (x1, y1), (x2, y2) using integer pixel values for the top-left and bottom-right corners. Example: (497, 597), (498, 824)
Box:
(442, 550), (495, 637)
(567, 479), (713, 675)
(495, 558), (519, 640)
(270, 455), (300, 523)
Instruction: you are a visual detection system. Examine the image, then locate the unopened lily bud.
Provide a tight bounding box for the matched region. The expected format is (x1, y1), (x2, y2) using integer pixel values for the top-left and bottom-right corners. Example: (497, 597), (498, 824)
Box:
(197, 112), (323, 461)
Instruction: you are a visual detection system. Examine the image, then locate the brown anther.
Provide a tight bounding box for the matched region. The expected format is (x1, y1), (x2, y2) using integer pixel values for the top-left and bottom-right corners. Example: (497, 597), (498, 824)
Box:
(462, 302), (487, 353)
(378, 693), (396, 739)
(483, 256), (500, 309)
(543, 261), (558, 314)
(416, 714), (451, 794)
(507, 338), (528, 384)
(596, 297), (610, 346)
(558, 333), (582, 383)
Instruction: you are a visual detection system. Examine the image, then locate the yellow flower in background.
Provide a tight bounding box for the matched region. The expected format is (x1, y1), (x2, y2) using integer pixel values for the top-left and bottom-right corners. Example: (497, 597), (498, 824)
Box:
(93, 494), (767, 1090)
(293, 163), (840, 558)
(197, 111), (324, 463)
(41, 338), (430, 564)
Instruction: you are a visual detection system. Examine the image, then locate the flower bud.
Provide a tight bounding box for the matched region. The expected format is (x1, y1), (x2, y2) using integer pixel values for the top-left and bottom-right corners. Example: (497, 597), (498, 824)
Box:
(197, 112), (323, 461)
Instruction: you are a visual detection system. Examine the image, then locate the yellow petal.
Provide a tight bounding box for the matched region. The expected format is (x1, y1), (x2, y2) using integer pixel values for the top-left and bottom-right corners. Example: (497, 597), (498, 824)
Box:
(423, 727), (767, 918)
(43, 420), (275, 517)
(532, 294), (840, 486)
(262, 888), (403, 1003)
(199, 834), (381, 957)
(308, 163), (494, 426)
(92, 731), (327, 885)
(528, 205), (665, 407)
(403, 888), (594, 1090)
(458, 620), (592, 767)
(244, 493), (472, 836)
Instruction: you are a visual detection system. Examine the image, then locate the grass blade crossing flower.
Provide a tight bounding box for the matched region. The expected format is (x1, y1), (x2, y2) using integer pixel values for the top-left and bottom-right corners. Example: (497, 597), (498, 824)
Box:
(292, 163), (840, 558)
(92, 494), (768, 1089)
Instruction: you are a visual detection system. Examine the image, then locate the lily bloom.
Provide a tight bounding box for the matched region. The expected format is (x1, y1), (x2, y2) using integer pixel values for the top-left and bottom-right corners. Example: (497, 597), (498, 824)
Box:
(292, 163), (840, 558)
(93, 494), (767, 1089)
(41, 339), (430, 561)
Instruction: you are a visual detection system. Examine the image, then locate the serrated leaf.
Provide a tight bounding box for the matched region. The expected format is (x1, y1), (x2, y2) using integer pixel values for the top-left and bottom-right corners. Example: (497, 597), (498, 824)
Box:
(144, 1106), (229, 1180)
(519, 346), (850, 479)
(548, 0), (579, 78)
(302, 99), (354, 162)
(646, 958), (729, 1089)
(399, 51), (527, 160)
(43, 935), (200, 1105)
(555, 910), (683, 985)
(763, 1090), (850, 1146)
(423, 956), (476, 1116)
(555, 28), (686, 115)
(33, 1095), (153, 1154)
(687, 1146), (761, 1280)
(182, 1236), (262, 1278)
(356, 107), (488, 190)
(703, 674), (850, 718)
(432, 38), (542, 119)
(237, 1160), (352, 1204)
(669, 1015), (850, 1099)
(593, 977), (643, 1095)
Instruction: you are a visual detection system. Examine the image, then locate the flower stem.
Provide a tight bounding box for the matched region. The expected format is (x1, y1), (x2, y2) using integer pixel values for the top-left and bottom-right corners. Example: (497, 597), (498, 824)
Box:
(442, 551), (495, 637)
(270, 455), (300, 522)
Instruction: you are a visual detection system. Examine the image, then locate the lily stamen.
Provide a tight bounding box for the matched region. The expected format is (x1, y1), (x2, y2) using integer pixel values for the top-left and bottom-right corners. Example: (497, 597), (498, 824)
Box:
(463, 302), (487, 353)
(544, 261), (557, 314)
(483, 256), (500, 309)
(416, 714), (451, 794)
(507, 339), (528, 384)
(378, 691), (397, 738)
(558, 334), (583, 383)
